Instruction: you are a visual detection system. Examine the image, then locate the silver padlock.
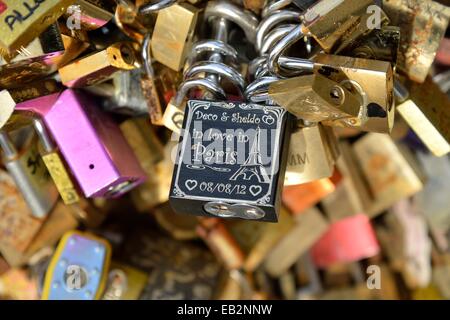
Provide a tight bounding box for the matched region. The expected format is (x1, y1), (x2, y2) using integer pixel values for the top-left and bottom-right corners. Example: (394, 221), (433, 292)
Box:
(0, 128), (59, 218)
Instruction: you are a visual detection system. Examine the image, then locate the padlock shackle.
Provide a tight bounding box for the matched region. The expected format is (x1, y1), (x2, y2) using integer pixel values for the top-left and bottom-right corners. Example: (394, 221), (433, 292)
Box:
(262, 0), (294, 17)
(184, 61), (245, 98)
(256, 10), (301, 53)
(174, 78), (226, 107)
(141, 33), (155, 78)
(267, 24), (313, 77)
(261, 24), (297, 55)
(186, 40), (239, 67)
(245, 76), (279, 103)
(33, 118), (55, 153)
(0, 130), (17, 159)
(205, 1), (259, 44)
(138, 0), (178, 14)
(393, 79), (410, 103)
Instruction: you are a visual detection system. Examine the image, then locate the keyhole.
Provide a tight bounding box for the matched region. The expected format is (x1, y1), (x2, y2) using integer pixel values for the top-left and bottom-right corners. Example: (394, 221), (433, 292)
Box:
(329, 86), (345, 105)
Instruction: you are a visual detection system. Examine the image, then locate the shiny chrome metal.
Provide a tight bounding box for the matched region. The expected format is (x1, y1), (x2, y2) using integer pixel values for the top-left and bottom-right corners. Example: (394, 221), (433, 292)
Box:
(256, 10), (301, 53)
(184, 61), (245, 96)
(262, 0), (294, 17)
(141, 33), (155, 78)
(138, 0), (179, 14)
(267, 24), (309, 77)
(186, 40), (239, 67)
(261, 24), (297, 54)
(33, 118), (54, 153)
(174, 78), (226, 106)
(205, 0), (259, 44)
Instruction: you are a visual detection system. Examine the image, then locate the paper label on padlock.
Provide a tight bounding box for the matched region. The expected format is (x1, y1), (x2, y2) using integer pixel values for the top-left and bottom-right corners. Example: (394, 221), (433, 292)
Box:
(170, 100), (290, 221)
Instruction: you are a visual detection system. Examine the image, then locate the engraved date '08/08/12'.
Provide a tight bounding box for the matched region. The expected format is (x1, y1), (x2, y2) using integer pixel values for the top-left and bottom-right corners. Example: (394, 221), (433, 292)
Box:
(183, 180), (264, 197)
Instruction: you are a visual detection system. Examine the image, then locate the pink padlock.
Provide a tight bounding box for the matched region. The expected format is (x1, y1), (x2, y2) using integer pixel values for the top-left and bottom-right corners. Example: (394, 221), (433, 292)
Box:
(15, 89), (146, 198)
(311, 214), (380, 268)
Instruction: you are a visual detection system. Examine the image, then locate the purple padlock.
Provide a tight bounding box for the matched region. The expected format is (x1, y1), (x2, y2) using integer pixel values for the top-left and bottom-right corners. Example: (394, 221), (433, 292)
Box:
(15, 89), (146, 198)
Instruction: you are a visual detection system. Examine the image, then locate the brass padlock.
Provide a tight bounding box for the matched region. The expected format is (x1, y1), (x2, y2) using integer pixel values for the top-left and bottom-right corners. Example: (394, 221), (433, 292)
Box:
(101, 262), (148, 300)
(0, 23), (89, 89)
(301, 0), (389, 53)
(197, 217), (246, 271)
(269, 73), (362, 122)
(58, 42), (136, 88)
(395, 77), (450, 157)
(0, 0), (77, 55)
(225, 207), (293, 272)
(64, 0), (115, 31)
(151, 3), (200, 71)
(383, 0), (450, 83)
(352, 133), (425, 216)
(269, 52), (395, 133)
(285, 123), (339, 186)
(33, 118), (80, 205)
(120, 118), (171, 211)
(263, 207), (329, 278)
(339, 25), (401, 66)
(315, 54), (395, 133)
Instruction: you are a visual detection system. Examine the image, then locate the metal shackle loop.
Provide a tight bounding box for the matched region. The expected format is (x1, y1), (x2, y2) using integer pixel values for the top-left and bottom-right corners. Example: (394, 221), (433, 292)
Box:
(262, 0), (293, 17)
(245, 76), (279, 102)
(260, 24), (297, 55)
(204, 1), (259, 44)
(183, 61), (246, 97)
(174, 78), (227, 107)
(33, 118), (55, 153)
(267, 24), (313, 77)
(256, 10), (301, 53)
(141, 33), (155, 78)
(186, 40), (239, 67)
(138, 0), (179, 14)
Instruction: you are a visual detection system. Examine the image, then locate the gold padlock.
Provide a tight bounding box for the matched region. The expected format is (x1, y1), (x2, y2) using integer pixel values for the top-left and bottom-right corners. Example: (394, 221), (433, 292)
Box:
(285, 123), (339, 186)
(383, 0), (450, 83)
(151, 3), (200, 71)
(120, 119), (172, 211)
(64, 0), (115, 31)
(225, 208), (293, 272)
(59, 42), (136, 88)
(33, 118), (80, 205)
(315, 54), (395, 133)
(263, 207), (329, 278)
(0, 0), (77, 55)
(396, 76), (450, 157)
(321, 142), (373, 222)
(0, 24), (89, 89)
(301, 0), (389, 53)
(269, 73), (362, 122)
(352, 133), (425, 217)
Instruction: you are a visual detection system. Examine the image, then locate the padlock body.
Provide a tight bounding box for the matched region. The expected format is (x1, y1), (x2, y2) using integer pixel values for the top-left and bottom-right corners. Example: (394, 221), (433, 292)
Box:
(15, 90), (146, 198)
(170, 100), (292, 222)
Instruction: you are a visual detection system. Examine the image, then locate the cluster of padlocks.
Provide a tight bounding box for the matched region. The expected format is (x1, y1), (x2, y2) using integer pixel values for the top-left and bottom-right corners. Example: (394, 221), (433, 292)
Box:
(1, 0), (450, 300)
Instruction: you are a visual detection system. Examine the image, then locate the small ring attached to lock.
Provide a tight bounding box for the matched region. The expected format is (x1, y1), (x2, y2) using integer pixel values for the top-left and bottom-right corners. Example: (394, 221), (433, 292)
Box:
(204, 201), (235, 217)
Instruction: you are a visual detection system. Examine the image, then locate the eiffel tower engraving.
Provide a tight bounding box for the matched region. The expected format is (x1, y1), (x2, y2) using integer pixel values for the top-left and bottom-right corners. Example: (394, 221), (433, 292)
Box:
(230, 127), (270, 184)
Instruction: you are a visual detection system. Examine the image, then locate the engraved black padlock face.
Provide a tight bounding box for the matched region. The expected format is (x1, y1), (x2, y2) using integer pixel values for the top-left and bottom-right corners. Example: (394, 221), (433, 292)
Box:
(170, 100), (291, 222)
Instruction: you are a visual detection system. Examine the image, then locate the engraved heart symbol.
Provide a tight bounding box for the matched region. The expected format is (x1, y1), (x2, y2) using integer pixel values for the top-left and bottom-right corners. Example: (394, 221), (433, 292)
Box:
(185, 179), (198, 191)
(249, 185), (262, 197)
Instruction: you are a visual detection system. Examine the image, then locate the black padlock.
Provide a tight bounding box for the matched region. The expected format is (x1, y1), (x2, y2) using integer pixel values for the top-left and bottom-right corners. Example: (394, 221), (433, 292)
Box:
(169, 100), (293, 222)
